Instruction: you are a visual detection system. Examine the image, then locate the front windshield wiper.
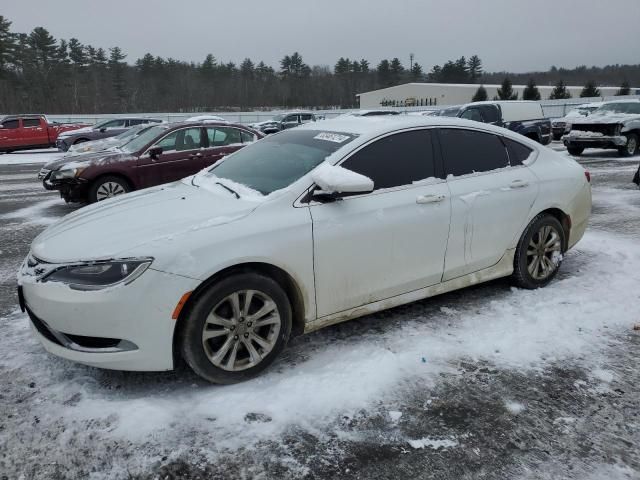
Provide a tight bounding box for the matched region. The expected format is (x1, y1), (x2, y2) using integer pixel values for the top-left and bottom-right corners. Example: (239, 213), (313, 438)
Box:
(216, 181), (240, 199)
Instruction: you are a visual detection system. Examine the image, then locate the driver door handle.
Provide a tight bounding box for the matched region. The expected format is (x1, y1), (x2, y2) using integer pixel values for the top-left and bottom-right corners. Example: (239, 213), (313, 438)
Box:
(189, 152), (203, 158)
(416, 194), (446, 204)
(509, 179), (529, 189)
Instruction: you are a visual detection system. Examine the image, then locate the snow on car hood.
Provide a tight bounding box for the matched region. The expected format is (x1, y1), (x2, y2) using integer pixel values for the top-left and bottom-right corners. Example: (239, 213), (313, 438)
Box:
(43, 150), (129, 171)
(30, 181), (259, 263)
(58, 125), (94, 136)
(570, 113), (640, 125)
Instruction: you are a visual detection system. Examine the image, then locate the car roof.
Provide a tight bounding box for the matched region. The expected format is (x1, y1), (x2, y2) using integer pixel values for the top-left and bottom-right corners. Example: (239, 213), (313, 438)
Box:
(164, 120), (258, 131)
(297, 115), (536, 141)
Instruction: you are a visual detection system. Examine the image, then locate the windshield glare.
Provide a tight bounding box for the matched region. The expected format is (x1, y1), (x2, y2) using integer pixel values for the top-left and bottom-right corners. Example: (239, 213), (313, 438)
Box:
(595, 102), (640, 114)
(199, 129), (357, 195)
(440, 107), (461, 117)
(120, 125), (170, 153)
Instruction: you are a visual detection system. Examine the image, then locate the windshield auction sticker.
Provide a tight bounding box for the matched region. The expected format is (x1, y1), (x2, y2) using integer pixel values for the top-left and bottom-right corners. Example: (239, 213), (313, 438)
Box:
(314, 132), (350, 143)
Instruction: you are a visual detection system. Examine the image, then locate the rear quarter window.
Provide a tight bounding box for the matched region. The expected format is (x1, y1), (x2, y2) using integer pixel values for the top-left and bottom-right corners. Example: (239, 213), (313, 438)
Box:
(503, 137), (534, 166)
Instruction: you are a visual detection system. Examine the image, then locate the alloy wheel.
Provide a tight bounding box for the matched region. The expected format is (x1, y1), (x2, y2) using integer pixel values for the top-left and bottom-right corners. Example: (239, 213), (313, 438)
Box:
(201, 289), (281, 372)
(95, 181), (126, 201)
(526, 225), (562, 280)
(627, 137), (637, 155)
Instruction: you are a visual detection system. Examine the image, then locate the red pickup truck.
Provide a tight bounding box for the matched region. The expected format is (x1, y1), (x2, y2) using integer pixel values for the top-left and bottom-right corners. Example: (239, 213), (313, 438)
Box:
(0, 115), (89, 153)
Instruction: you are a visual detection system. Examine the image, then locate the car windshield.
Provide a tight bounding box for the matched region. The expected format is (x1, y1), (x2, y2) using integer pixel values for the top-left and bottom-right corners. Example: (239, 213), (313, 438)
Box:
(195, 129), (358, 195)
(440, 107), (461, 117)
(271, 114), (285, 122)
(120, 125), (171, 153)
(92, 119), (114, 129)
(595, 102), (640, 114)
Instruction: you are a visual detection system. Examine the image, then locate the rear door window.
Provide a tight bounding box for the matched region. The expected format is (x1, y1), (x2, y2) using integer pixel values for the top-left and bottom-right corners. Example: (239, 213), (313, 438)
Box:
(340, 129), (438, 190)
(23, 119), (41, 128)
(240, 130), (256, 143)
(460, 108), (483, 122)
(153, 127), (203, 152)
(206, 127), (243, 147)
(439, 128), (510, 176)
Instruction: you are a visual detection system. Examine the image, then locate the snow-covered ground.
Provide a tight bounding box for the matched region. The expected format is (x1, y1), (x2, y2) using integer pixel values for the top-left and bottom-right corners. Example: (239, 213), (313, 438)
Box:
(0, 148), (64, 166)
(0, 145), (638, 479)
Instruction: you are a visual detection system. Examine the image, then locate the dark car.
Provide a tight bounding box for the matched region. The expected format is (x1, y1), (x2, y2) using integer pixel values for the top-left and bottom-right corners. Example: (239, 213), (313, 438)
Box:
(249, 111), (317, 134)
(40, 121), (263, 203)
(55, 117), (163, 151)
(447, 101), (552, 145)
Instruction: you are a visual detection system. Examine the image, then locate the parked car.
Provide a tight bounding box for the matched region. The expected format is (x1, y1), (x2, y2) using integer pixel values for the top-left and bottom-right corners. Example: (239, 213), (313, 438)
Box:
(55, 117), (163, 152)
(0, 115), (89, 153)
(19, 116), (591, 384)
(408, 110), (440, 117)
(551, 102), (603, 140)
(64, 124), (155, 157)
(563, 100), (640, 157)
(39, 121), (262, 203)
(249, 111), (317, 134)
(451, 101), (552, 145)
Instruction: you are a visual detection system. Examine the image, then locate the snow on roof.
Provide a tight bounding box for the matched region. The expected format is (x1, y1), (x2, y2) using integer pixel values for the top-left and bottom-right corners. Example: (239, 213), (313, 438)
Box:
(297, 114), (538, 144)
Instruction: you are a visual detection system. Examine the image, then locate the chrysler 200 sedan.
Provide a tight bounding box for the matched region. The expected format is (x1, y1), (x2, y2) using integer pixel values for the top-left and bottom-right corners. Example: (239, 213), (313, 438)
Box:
(18, 116), (592, 384)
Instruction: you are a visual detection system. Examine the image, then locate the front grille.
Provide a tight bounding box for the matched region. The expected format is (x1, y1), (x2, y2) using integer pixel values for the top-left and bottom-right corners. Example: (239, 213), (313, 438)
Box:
(571, 124), (617, 136)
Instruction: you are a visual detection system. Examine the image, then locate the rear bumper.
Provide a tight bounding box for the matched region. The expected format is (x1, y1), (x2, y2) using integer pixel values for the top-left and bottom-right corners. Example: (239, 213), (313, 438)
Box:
(563, 134), (627, 149)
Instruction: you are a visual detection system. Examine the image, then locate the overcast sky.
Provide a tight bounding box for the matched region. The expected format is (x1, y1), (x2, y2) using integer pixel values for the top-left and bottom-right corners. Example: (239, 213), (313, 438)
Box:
(3, 0), (639, 73)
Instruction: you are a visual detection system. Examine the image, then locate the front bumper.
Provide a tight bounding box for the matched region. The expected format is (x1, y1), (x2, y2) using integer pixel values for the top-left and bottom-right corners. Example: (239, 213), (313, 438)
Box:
(18, 265), (199, 371)
(41, 174), (90, 202)
(563, 134), (627, 149)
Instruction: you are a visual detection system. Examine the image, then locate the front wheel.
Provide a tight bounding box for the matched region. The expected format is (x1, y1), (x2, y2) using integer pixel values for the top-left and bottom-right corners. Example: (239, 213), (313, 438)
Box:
(618, 133), (638, 157)
(567, 145), (584, 156)
(88, 175), (131, 203)
(512, 214), (565, 289)
(179, 273), (292, 384)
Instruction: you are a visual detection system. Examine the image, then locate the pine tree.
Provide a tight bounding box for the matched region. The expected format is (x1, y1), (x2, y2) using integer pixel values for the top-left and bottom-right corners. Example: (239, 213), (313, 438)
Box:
(377, 59), (392, 86)
(616, 81), (630, 96)
(108, 46), (128, 110)
(389, 57), (404, 85)
(467, 55), (483, 83)
(472, 85), (488, 102)
(410, 62), (423, 81)
(580, 81), (600, 98)
(549, 79), (571, 99)
(0, 16), (15, 72)
(27, 27), (57, 68)
(497, 78), (518, 100)
(522, 78), (541, 100)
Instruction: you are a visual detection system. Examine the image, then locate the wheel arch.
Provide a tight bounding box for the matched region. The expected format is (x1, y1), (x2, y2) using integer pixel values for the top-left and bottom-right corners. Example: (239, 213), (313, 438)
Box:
(89, 172), (135, 191)
(533, 207), (571, 252)
(172, 261), (307, 362)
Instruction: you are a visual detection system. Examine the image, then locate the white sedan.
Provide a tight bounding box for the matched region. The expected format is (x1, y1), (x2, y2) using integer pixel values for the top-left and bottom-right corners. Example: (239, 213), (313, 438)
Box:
(18, 116), (592, 383)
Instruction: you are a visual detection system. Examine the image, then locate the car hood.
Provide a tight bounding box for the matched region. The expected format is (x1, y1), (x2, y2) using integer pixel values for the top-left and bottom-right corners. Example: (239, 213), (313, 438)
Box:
(59, 125), (95, 136)
(570, 113), (640, 125)
(251, 120), (279, 127)
(43, 150), (131, 171)
(30, 181), (260, 263)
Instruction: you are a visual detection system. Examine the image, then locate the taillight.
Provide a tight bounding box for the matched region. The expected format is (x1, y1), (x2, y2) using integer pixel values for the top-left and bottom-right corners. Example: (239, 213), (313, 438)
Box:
(584, 171), (591, 183)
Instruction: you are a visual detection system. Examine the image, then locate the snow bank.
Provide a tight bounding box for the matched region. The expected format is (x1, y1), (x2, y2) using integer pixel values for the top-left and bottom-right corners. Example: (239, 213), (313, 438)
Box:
(0, 149), (63, 165)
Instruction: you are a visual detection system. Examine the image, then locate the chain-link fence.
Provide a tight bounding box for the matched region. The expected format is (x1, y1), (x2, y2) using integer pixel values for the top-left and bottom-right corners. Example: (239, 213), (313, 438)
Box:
(46, 95), (640, 125)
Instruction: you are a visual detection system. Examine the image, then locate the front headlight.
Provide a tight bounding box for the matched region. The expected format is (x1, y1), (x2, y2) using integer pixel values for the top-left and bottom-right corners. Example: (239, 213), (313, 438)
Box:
(42, 258), (152, 290)
(51, 167), (85, 180)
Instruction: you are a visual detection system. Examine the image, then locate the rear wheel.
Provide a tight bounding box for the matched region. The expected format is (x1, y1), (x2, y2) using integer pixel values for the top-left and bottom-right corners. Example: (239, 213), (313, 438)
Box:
(618, 133), (638, 157)
(179, 273), (292, 384)
(512, 214), (565, 289)
(567, 145), (584, 156)
(88, 175), (131, 203)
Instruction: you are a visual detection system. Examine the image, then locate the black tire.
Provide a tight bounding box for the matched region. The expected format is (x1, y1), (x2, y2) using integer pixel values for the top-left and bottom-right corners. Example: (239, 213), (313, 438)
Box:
(87, 175), (131, 203)
(618, 133), (638, 157)
(179, 273), (292, 384)
(567, 146), (584, 156)
(512, 214), (566, 290)
(553, 133), (562, 141)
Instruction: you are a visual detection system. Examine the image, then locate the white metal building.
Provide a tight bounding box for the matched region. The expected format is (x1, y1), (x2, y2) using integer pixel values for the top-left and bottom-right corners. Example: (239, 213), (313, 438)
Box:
(356, 83), (640, 108)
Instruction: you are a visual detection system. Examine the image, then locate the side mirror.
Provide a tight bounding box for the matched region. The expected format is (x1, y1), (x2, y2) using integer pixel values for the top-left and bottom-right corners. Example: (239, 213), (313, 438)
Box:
(148, 146), (163, 159)
(99, 127), (107, 133)
(311, 163), (374, 200)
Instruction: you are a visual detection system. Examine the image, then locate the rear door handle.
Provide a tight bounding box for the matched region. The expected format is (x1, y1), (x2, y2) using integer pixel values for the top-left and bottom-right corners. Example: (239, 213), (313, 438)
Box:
(189, 153), (203, 158)
(416, 194), (446, 204)
(509, 180), (529, 189)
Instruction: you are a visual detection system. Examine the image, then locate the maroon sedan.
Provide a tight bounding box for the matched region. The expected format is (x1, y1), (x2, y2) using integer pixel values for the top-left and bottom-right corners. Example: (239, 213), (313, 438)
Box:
(39, 121), (263, 203)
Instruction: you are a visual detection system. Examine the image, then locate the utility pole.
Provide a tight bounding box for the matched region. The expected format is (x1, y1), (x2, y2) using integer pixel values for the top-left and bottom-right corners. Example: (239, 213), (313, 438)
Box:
(410, 53), (414, 72)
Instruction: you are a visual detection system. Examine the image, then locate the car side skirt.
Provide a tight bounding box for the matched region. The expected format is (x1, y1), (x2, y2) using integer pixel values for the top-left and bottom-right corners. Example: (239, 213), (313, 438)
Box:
(304, 248), (515, 334)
